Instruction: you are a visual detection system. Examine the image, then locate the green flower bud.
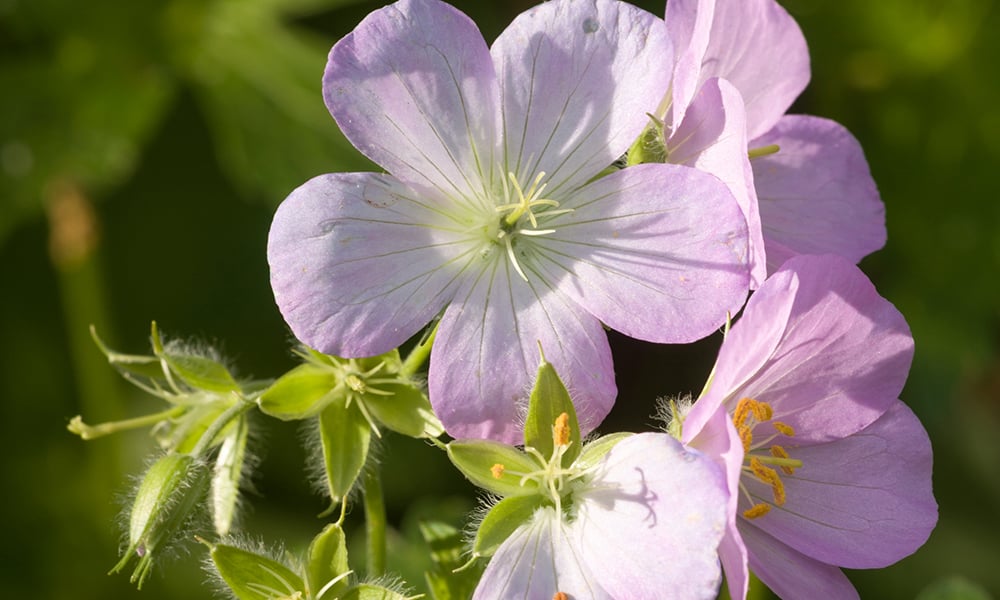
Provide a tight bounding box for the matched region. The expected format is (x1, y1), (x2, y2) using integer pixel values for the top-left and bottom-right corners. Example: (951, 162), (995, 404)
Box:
(112, 452), (208, 588)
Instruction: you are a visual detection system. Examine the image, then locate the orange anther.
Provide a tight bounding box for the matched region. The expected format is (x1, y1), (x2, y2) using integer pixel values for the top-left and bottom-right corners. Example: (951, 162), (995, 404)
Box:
(742, 503), (771, 519)
(772, 421), (795, 437)
(553, 412), (570, 447)
(490, 463), (505, 479)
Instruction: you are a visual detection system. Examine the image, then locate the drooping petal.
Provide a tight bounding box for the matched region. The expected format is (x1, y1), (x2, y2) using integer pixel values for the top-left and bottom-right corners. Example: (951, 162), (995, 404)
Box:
(324, 0), (499, 200)
(532, 162), (748, 344)
(751, 115), (886, 272)
(669, 77), (767, 288)
(719, 254), (913, 443)
(683, 411), (750, 599)
(474, 507), (613, 600)
(739, 520), (860, 600)
(742, 401), (937, 569)
(492, 0), (673, 195)
(575, 433), (728, 599)
(667, 0), (810, 139)
(268, 173), (473, 356)
(429, 258), (615, 443)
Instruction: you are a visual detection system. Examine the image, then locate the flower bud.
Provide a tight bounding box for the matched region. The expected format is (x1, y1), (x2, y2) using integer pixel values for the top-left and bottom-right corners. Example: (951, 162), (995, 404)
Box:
(112, 452), (208, 588)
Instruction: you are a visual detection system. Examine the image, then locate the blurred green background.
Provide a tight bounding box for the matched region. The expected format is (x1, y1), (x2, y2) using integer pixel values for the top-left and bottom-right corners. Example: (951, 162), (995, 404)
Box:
(1, 0), (998, 598)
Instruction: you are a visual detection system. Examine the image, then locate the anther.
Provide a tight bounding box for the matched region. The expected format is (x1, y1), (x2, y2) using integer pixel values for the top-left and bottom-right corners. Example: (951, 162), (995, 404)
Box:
(491, 463), (505, 479)
(553, 412), (570, 447)
(750, 400), (773, 422)
(772, 421), (795, 437)
(742, 503), (771, 519)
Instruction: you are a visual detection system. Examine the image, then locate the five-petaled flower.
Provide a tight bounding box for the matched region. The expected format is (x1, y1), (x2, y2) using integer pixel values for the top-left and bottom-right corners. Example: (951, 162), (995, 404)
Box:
(679, 254), (937, 599)
(267, 0), (749, 442)
(473, 432), (728, 599)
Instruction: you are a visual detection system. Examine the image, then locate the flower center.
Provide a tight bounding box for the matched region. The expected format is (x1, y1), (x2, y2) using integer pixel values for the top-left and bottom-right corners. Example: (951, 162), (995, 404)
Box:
(732, 397), (802, 520)
(487, 171), (572, 282)
(490, 413), (585, 516)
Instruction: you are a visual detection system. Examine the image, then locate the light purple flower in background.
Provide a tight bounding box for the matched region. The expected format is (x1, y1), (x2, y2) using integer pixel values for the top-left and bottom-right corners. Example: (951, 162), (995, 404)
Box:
(680, 254), (937, 599)
(660, 0), (885, 277)
(475, 433), (728, 600)
(268, 0), (750, 442)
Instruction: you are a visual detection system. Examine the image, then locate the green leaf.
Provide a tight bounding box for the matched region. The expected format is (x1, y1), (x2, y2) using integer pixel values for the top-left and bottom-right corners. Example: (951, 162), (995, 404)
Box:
(365, 381), (443, 439)
(523, 359), (581, 466)
(446, 440), (540, 497)
(258, 364), (339, 420)
(306, 523), (350, 600)
(211, 414), (249, 536)
(319, 399), (371, 506)
(473, 495), (543, 558)
(575, 432), (633, 469)
(161, 352), (240, 393)
(209, 543), (305, 600)
(341, 584), (411, 600)
(89, 325), (168, 382)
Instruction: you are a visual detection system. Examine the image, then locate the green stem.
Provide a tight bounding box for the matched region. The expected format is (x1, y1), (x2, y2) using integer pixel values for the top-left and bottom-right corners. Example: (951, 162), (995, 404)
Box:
(363, 466), (387, 578)
(68, 405), (186, 440)
(400, 320), (438, 378)
(188, 397), (254, 458)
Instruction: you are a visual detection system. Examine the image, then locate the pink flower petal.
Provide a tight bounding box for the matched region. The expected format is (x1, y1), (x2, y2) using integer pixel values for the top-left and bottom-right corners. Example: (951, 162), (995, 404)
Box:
(429, 261), (615, 443)
(742, 401), (937, 568)
(267, 173), (470, 356)
(739, 520), (860, 600)
(752, 115), (886, 272)
(534, 162), (748, 344)
(474, 507), (614, 600)
(669, 77), (767, 288)
(575, 433), (728, 599)
(722, 255), (913, 443)
(324, 0), (499, 200)
(667, 0), (810, 139)
(492, 0), (673, 195)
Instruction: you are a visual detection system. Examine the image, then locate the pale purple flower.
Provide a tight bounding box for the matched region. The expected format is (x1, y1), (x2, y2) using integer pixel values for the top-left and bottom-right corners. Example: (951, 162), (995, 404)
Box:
(475, 433), (728, 600)
(658, 0), (885, 280)
(680, 254), (937, 599)
(267, 0), (750, 442)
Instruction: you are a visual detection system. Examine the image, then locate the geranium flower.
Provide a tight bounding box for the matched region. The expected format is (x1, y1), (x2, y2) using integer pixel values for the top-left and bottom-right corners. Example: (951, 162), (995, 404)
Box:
(654, 0), (885, 279)
(470, 432), (729, 599)
(267, 0), (750, 442)
(679, 254), (937, 599)
(449, 356), (728, 599)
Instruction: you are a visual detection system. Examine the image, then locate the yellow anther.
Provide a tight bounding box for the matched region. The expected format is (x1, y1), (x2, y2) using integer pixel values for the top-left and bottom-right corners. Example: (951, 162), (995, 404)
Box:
(770, 445), (796, 475)
(772, 421), (795, 437)
(553, 593), (569, 600)
(733, 397), (753, 428)
(749, 457), (778, 484)
(490, 463), (505, 479)
(742, 503), (771, 519)
(738, 425), (753, 453)
(553, 412), (571, 447)
(771, 476), (786, 506)
(749, 457), (787, 506)
(750, 400), (773, 422)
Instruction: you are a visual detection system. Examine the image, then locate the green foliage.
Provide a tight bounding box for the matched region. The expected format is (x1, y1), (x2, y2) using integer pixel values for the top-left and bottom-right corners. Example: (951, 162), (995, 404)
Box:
(446, 441), (541, 498)
(318, 398), (371, 508)
(523, 357), (582, 466)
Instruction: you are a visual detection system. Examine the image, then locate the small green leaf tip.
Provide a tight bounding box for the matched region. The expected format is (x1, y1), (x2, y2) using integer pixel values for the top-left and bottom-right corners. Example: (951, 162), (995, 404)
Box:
(523, 358), (581, 467)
